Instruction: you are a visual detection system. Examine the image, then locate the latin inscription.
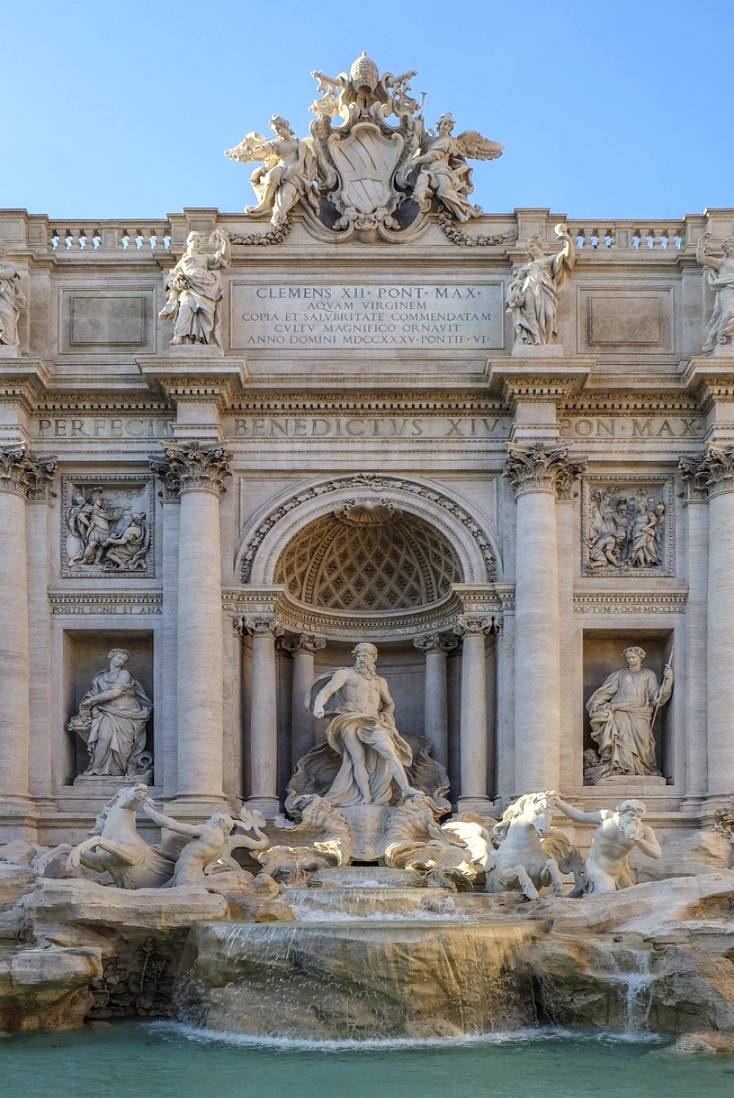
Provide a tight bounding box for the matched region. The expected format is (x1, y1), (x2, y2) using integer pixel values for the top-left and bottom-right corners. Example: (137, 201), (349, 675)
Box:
(230, 282), (504, 350)
(36, 417), (174, 439)
(233, 416), (512, 439)
(560, 416), (704, 439)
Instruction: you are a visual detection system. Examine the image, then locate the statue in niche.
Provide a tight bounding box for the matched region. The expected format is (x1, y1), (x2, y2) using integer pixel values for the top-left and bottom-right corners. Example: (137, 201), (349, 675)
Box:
(585, 646), (673, 782)
(159, 228), (230, 346)
(554, 796), (662, 894)
(697, 233), (734, 353)
(68, 649), (153, 781)
(225, 116), (319, 226)
(507, 223), (576, 345)
(311, 642), (420, 807)
(411, 113), (503, 223)
(0, 247), (26, 347)
(586, 488), (665, 572)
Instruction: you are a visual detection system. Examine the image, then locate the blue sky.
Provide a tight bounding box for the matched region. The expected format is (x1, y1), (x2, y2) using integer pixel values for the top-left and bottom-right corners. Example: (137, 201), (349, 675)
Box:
(2, 0), (731, 220)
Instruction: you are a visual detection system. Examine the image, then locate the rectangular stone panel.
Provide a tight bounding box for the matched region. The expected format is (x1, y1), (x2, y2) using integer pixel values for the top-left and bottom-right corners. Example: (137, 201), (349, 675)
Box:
(230, 280), (505, 352)
(577, 287), (674, 353)
(59, 287), (156, 353)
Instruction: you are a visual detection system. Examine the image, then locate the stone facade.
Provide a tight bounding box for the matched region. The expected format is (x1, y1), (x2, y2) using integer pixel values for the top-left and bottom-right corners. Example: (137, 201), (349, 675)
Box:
(1, 56), (733, 844)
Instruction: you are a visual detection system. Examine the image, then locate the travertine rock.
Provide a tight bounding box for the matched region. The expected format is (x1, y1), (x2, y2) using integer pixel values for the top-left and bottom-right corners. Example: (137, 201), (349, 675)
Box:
(0, 947), (102, 1033)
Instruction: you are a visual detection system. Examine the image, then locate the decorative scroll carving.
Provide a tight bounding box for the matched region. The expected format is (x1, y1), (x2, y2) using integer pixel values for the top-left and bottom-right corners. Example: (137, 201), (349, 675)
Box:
(277, 633), (327, 657)
(240, 474), (496, 583)
(0, 445), (56, 500)
(453, 615), (500, 637)
(436, 212), (513, 247)
(241, 614), (282, 638)
(503, 443), (585, 498)
(413, 632), (460, 654)
(224, 53), (502, 243)
(150, 441), (232, 497)
(228, 216), (292, 246)
(680, 447), (734, 498)
(62, 477), (154, 577)
(696, 233), (734, 353)
(582, 479), (671, 576)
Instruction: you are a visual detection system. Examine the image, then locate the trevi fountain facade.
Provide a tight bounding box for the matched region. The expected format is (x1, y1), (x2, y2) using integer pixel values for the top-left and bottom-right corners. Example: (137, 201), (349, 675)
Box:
(1, 53), (734, 1066)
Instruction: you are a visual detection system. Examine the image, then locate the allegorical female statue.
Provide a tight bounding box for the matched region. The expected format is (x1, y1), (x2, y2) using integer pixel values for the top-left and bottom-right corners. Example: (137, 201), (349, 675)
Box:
(225, 116), (318, 226)
(586, 646), (673, 779)
(159, 228), (230, 346)
(68, 649), (152, 778)
(0, 247), (26, 347)
(311, 642), (420, 807)
(507, 223), (576, 345)
(697, 232), (734, 353)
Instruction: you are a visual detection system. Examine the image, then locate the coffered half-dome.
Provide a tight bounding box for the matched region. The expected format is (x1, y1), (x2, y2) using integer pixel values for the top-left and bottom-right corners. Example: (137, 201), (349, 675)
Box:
(275, 501), (462, 613)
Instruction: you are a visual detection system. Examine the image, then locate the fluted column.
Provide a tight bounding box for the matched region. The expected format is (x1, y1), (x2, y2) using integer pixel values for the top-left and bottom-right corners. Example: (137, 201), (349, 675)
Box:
(0, 446), (55, 802)
(681, 449), (734, 797)
(151, 441), (231, 802)
(414, 633), (457, 767)
(454, 616), (494, 810)
(244, 616), (282, 813)
(504, 443), (584, 793)
(280, 634), (326, 771)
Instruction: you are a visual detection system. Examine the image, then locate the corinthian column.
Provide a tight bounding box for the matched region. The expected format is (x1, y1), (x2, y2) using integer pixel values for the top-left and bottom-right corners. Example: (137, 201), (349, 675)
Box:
(280, 634), (326, 771)
(454, 617), (494, 811)
(681, 448), (734, 797)
(244, 616), (282, 814)
(151, 441), (231, 803)
(413, 633), (457, 767)
(0, 446), (55, 803)
(504, 443), (584, 793)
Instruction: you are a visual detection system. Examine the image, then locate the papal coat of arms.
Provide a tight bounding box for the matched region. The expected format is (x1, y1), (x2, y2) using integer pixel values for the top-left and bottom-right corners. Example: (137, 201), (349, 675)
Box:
(225, 53), (502, 242)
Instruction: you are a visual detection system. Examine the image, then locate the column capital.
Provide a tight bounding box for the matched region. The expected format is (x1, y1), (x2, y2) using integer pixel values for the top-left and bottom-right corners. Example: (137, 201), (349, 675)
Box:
(150, 440), (232, 498)
(680, 446), (734, 499)
(454, 614), (500, 637)
(504, 442), (585, 499)
(240, 614), (283, 639)
(277, 632), (326, 656)
(0, 444), (56, 500)
(413, 632), (460, 653)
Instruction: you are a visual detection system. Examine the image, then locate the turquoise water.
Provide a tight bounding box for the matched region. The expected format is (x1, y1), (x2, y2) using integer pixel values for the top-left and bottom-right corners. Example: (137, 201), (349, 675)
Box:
(1, 1023), (732, 1098)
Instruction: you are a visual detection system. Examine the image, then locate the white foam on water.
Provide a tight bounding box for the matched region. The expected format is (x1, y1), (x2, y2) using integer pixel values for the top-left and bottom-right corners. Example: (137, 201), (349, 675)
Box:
(153, 1021), (664, 1053)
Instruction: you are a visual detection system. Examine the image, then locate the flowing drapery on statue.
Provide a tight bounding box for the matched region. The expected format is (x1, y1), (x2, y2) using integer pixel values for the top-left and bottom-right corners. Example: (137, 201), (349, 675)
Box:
(586, 646), (673, 778)
(159, 229), (230, 346)
(68, 649), (152, 778)
(311, 643), (419, 807)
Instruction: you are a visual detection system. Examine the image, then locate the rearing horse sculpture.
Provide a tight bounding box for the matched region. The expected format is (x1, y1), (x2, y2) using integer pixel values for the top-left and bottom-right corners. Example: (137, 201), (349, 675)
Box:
(485, 791), (565, 900)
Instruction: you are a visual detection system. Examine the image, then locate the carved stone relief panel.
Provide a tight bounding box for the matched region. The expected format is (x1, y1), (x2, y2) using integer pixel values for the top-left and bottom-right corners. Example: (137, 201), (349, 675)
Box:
(581, 477), (673, 577)
(61, 475), (155, 578)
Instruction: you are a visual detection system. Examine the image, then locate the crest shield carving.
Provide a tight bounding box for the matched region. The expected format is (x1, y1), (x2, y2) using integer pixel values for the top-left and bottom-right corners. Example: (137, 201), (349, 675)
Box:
(327, 123), (404, 217)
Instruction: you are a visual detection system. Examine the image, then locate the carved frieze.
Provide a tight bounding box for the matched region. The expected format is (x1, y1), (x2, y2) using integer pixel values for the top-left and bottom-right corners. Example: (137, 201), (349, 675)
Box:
(573, 590), (687, 615)
(581, 477), (673, 576)
(48, 591), (163, 615)
(62, 476), (154, 577)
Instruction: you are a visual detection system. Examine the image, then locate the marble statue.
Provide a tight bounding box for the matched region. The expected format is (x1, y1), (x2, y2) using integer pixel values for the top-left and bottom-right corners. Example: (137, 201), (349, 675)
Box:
(555, 796), (662, 893)
(310, 53), (420, 122)
(411, 114), (503, 223)
(383, 794), (485, 890)
(507, 223), (576, 346)
(486, 791), (565, 900)
(697, 232), (734, 352)
(0, 247), (26, 347)
(225, 117), (318, 225)
(586, 646), (673, 780)
(141, 803), (270, 886)
(586, 488), (665, 571)
(258, 796), (352, 886)
(159, 229), (230, 346)
(102, 512), (149, 570)
(311, 642), (420, 807)
(68, 650), (152, 780)
(66, 785), (175, 888)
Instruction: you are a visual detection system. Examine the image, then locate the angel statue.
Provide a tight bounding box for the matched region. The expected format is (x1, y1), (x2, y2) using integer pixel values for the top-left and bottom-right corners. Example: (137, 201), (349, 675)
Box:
(507, 223), (576, 346)
(696, 233), (734, 353)
(159, 228), (230, 346)
(410, 114), (503, 223)
(225, 116), (318, 226)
